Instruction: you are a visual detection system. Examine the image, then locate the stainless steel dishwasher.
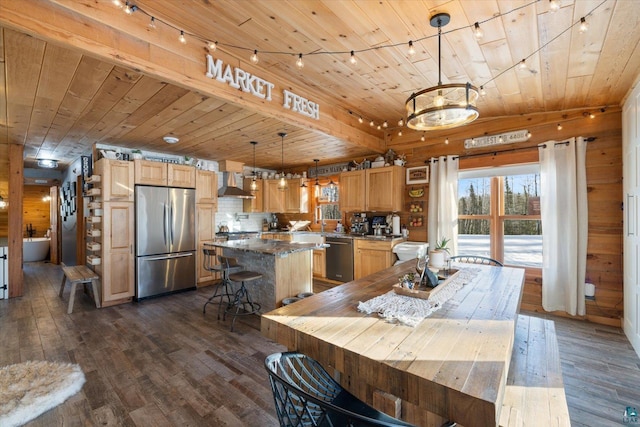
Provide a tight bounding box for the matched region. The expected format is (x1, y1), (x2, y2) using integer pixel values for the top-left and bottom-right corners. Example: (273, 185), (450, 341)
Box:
(325, 237), (354, 282)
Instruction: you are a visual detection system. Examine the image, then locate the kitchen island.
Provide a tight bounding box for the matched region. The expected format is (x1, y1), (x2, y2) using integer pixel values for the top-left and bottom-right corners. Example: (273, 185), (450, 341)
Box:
(204, 238), (322, 312)
(261, 261), (525, 426)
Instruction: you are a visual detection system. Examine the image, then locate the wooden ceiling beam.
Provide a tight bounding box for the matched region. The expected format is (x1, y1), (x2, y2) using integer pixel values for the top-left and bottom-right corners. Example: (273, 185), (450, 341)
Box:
(0, 0), (385, 153)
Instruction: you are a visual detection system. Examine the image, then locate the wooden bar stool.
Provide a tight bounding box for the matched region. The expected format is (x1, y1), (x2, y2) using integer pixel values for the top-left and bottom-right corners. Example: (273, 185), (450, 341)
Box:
(59, 264), (101, 314)
(219, 255), (262, 332)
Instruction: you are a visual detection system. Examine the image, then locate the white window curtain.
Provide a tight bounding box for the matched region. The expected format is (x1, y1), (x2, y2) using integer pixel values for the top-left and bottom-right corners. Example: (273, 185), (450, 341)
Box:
(538, 137), (588, 316)
(428, 156), (459, 255)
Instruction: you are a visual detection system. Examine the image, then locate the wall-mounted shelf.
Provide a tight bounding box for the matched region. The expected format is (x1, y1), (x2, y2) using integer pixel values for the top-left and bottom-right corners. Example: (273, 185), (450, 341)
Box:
(86, 242), (101, 251)
(85, 188), (101, 197)
(87, 228), (101, 237)
(87, 216), (102, 224)
(87, 255), (101, 265)
(409, 215), (424, 228)
(86, 174), (101, 184)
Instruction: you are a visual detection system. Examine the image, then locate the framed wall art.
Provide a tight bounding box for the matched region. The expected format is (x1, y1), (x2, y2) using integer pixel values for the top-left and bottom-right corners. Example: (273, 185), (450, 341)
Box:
(406, 166), (429, 185)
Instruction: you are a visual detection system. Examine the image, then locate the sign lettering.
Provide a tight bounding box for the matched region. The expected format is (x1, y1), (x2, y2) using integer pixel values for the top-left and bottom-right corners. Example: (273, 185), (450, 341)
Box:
(464, 129), (530, 149)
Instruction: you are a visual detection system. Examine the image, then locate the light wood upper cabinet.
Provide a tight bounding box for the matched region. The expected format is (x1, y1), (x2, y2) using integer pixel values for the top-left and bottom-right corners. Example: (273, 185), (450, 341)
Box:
(339, 169), (366, 212)
(365, 166), (404, 212)
(134, 159), (167, 186)
(243, 178), (263, 213)
(263, 179), (285, 213)
(196, 170), (218, 205)
(285, 178), (308, 213)
(168, 164), (196, 188)
(134, 159), (195, 188)
(94, 158), (134, 201)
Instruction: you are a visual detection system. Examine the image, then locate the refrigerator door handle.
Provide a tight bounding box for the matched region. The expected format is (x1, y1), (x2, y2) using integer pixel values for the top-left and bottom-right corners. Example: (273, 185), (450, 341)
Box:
(162, 203), (168, 246)
(142, 252), (193, 262)
(170, 202), (174, 245)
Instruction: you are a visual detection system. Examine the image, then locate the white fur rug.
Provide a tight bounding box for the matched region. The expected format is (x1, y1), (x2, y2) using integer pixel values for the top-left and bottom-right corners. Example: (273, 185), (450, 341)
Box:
(0, 360), (86, 427)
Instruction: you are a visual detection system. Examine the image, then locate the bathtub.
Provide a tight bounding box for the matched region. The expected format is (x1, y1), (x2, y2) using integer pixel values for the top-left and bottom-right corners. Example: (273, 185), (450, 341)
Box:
(23, 238), (50, 262)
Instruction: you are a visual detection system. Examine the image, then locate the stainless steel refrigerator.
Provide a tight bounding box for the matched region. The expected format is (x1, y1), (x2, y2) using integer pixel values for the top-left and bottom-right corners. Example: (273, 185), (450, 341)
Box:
(135, 185), (196, 299)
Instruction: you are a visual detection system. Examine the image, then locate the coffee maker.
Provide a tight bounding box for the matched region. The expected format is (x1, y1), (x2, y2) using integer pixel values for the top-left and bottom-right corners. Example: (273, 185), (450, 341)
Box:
(350, 213), (369, 235)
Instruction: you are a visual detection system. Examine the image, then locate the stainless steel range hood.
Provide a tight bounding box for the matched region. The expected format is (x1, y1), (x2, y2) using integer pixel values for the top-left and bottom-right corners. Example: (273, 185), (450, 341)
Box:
(218, 171), (255, 199)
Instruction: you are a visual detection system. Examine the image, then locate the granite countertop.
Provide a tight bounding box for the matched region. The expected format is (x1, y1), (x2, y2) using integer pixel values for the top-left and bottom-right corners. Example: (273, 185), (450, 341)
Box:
(265, 230), (405, 242)
(204, 238), (327, 256)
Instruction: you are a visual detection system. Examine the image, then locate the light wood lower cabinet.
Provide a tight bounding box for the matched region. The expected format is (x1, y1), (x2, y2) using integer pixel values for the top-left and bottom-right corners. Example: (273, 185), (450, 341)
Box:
(313, 248), (326, 278)
(353, 239), (398, 280)
(101, 201), (135, 305)
(196, 204), (217, 285)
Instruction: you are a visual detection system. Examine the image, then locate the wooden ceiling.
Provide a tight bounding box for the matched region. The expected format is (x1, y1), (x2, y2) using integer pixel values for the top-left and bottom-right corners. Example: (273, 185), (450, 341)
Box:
(0, 0), (639, 182)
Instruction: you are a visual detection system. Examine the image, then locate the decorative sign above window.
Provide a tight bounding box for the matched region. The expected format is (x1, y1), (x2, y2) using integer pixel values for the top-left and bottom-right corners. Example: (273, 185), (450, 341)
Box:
(308, 162), (350, 177)
(464, 129), (530, 149)
(205, 54), (320, 120)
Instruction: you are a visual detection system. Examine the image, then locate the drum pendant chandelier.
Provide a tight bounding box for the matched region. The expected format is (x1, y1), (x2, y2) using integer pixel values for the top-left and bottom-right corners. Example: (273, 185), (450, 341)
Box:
(405, 13), (479, 131)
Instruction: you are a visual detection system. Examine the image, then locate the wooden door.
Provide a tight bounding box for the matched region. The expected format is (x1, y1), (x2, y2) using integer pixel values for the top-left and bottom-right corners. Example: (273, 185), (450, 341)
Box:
(196, 170), (218, 205)
(366, 166), (404, 211)
(134, 159), (167, 186)
(263, 180), (285, 212)
(98, 159), (134, 201)
(168, 164), (196, 188)
(339, 170), (365, 212)
(196, 204), (216, 285)
(243, 178), (263, 213)
(101, 201), (134, 304)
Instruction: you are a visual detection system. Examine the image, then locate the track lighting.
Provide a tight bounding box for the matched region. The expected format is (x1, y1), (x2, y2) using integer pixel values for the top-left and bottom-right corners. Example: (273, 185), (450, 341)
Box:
(178, 30), (186, 44)
(296, 53), (304, 69)
(124, 1), (137, 14)
(250, 50), (259, 64)
(473, 22), (484, 40)
(349, 51), (357, 65)
(407, 41), (416, 57)
(579, 17), (589, 33)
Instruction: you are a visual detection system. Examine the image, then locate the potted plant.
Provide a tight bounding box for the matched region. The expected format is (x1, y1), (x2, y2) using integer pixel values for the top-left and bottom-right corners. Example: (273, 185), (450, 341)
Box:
(131, 149), (143, 160)
(429, 237), (450, 269)
(398, 272), (416, 289)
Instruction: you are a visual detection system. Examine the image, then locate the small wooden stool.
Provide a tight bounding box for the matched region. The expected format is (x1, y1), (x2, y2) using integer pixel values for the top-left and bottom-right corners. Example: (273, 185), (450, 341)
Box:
(59, 265), (101, 314)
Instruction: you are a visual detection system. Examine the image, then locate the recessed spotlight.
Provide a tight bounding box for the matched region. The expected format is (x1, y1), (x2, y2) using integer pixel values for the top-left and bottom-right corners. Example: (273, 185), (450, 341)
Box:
(163, 136), (179, 144)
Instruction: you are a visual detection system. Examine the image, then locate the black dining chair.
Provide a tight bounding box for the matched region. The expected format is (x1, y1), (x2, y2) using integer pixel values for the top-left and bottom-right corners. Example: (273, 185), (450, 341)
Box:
(264, 351), (416, 427)
(449, 255), (503, 266)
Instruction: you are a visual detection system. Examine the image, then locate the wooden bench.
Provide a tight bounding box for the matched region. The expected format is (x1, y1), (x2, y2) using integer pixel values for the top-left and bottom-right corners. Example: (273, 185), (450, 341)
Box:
(59, 265), (101, 314)
(499, 314), (571, 427)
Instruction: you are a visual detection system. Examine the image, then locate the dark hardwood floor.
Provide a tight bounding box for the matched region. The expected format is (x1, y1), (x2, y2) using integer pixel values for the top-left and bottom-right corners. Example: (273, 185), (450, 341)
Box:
(1, 262), (638, 426)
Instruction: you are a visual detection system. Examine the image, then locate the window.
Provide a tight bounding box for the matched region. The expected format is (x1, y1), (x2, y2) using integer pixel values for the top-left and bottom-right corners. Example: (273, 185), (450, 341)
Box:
(458, 164), (542, 267)
(317, 183), (340, 220)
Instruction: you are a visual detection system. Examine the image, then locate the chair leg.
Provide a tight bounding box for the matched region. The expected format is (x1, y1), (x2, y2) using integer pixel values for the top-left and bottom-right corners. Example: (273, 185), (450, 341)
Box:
(59, 274), (67, 298)
(67, 281), (78, 314)
(203, 281), (222, 314)
(90, 279), (101, 308)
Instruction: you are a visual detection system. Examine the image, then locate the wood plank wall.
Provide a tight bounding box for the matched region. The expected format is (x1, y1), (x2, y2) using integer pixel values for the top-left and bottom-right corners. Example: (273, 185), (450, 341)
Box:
(393, 108), (622, 327)
(22, 185), (51, 239)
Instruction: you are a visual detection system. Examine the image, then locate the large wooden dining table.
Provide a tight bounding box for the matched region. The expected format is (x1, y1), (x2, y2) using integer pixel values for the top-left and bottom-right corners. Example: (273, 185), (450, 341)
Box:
(261, 261), (525, 427)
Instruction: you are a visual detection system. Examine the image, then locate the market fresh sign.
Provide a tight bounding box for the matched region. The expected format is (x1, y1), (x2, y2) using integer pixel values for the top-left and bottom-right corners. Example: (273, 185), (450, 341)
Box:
(205, 54), (319, 120)
(464, 129), (530, 149)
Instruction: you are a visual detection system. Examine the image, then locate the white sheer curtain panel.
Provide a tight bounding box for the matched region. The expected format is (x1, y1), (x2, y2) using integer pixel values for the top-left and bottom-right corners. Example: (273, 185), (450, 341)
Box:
(539, 137), (588, 316)
(427, 156), (459, 255)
